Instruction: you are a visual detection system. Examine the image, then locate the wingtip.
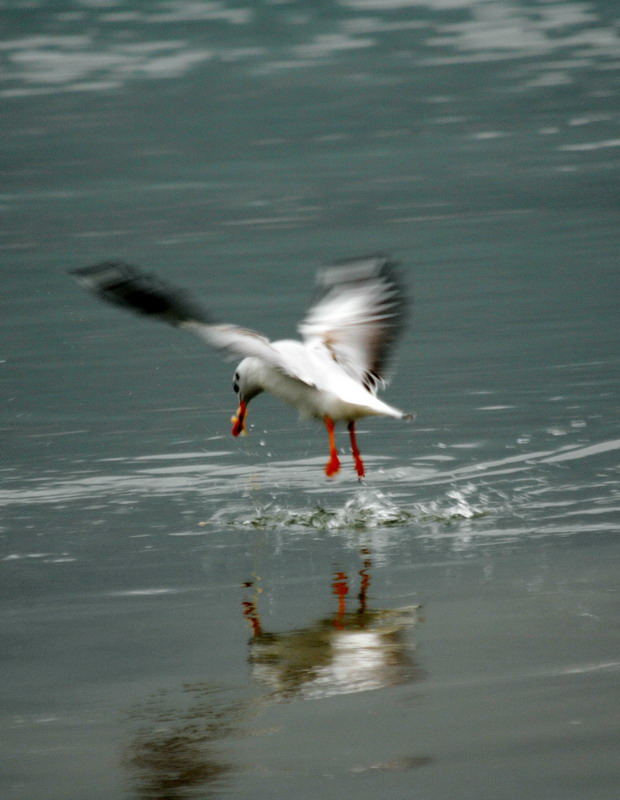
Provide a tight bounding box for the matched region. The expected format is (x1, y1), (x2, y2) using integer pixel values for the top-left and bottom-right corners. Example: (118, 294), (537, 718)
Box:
(316, 253), (400, 288)
(70, 261), (211, 327)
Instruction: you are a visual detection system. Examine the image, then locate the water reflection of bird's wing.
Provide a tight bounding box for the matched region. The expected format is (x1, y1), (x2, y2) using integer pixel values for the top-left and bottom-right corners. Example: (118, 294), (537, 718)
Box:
(298, 255), (407, 394)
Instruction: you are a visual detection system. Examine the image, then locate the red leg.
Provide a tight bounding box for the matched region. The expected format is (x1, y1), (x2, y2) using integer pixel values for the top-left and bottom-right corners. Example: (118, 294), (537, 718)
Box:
(347, 421), (365, 479)
(324, 416), (340, 477)
(332, 571), (349, 629)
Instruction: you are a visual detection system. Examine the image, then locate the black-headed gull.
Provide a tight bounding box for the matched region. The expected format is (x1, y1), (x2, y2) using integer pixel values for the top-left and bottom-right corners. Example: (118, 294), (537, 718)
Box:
(72, 255), (412, 478)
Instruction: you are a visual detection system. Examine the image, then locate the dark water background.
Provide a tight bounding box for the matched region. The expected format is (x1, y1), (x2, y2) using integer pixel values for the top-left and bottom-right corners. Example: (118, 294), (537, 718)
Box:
(1, 1), (619, 798)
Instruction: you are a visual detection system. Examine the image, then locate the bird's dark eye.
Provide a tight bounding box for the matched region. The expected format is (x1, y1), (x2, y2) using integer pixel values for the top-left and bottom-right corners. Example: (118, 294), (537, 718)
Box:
(233, 382), (239, 394)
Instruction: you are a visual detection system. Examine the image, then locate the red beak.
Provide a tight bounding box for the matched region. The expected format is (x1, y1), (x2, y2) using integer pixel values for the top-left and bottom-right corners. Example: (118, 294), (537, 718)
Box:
(231, 400), (247, 437)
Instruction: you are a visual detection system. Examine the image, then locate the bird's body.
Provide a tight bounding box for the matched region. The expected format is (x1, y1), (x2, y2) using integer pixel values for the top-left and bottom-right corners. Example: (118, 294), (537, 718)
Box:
(219, 341), (405, 422)
(72, 255), (411, 478)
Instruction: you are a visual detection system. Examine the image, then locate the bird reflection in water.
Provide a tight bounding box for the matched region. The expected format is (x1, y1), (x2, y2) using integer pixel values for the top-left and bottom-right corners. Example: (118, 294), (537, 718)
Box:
(123, 684), (245, 799)
(123, 553), (424, 797)
(242, 551), (422, 701)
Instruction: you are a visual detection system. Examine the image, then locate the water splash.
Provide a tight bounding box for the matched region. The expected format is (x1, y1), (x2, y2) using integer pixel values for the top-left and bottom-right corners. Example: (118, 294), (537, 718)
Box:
(324, 487), (413, 530)
(413, 483), (494, 522)
(211, 482), (507, 531)
(211, 486), (412, 531)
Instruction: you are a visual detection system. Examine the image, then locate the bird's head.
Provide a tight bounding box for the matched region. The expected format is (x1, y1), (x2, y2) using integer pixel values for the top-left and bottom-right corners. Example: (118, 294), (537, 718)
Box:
(231, 358), (264, 437)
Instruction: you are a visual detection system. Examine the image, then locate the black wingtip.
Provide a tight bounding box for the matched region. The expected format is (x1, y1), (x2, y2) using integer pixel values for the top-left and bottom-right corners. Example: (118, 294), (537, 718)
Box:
(71, 261), (210, 326)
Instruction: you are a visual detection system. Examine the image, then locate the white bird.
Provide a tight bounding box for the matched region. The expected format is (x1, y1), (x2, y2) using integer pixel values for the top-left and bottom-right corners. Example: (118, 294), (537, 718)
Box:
(72, 255), (412, 479)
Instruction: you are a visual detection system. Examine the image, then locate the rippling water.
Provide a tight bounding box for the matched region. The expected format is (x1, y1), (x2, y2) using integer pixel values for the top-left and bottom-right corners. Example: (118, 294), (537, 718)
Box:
(2, 1), (619, 798)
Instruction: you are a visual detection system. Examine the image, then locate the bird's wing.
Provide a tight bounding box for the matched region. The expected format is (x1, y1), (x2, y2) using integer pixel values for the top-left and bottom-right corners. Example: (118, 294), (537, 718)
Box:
(190, 324), (315, 386)
(71, 262), (316, 385)
(298, 255), (408, 394)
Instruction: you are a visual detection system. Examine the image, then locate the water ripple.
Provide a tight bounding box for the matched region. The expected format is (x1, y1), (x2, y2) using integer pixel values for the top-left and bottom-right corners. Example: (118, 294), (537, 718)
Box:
(2, 0), (619, 96)
(1, 435), (617, 542)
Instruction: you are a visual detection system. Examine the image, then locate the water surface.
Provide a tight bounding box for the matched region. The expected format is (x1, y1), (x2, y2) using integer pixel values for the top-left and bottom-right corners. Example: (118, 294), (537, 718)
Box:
(2, 1), (619, 798)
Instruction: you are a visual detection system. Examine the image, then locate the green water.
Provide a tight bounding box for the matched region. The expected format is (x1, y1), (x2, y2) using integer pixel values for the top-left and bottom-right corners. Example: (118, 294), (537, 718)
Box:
(2, 2), (619, 798)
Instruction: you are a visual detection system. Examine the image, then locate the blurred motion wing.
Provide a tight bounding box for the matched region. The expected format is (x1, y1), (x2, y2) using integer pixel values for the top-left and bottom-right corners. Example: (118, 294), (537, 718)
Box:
(298, 255), (408, 393)
(71, 261), (315, 384)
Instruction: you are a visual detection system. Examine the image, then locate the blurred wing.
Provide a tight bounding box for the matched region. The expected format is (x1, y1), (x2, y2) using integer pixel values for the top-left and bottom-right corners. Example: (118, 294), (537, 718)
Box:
(298, 255), (408, 393)
(190, 323), (315, 386)
(71, 261), (211, 325)
(71, 262), (315, 385)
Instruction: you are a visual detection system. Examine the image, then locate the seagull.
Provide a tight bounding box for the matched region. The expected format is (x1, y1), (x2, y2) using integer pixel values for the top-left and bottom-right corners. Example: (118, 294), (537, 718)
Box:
(71, 255), (412, 479)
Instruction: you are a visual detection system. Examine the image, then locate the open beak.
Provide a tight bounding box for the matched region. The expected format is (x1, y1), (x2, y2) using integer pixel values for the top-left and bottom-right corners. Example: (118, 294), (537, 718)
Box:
(231, 400), (247, 437)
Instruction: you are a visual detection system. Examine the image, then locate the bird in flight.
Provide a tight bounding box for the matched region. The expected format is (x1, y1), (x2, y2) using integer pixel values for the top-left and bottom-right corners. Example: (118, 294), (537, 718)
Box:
(72, 255), (412, 479)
